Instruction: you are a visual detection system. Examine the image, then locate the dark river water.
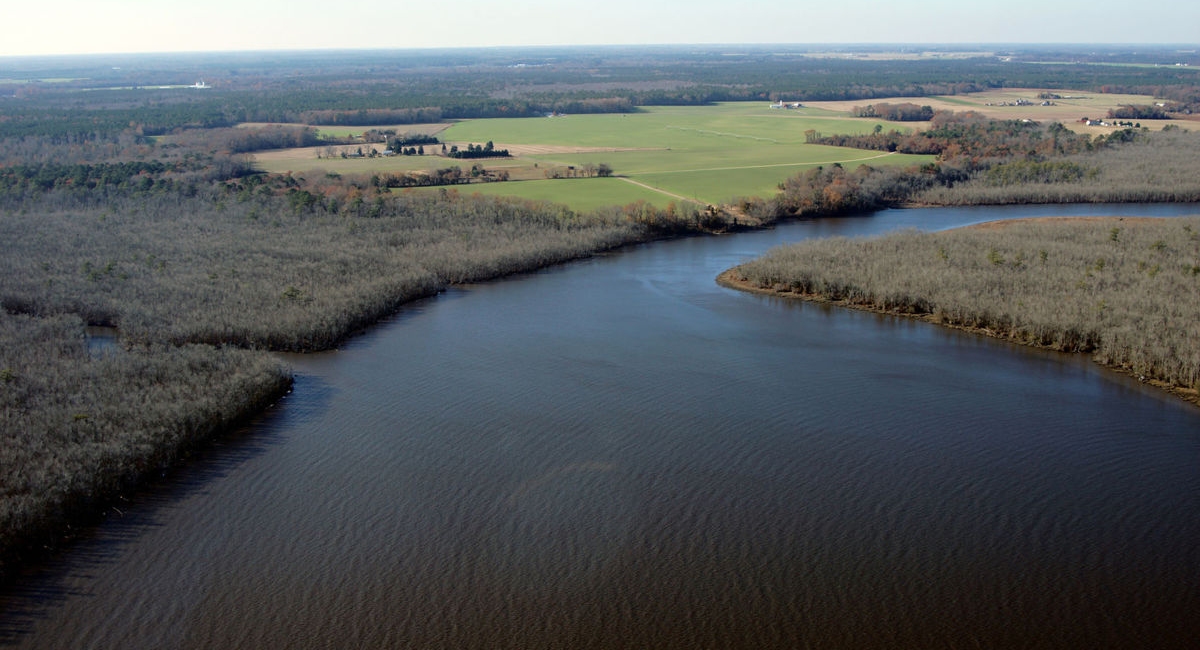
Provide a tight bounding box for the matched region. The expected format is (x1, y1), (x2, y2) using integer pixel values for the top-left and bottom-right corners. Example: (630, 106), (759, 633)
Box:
(3, 204), (1200, 649)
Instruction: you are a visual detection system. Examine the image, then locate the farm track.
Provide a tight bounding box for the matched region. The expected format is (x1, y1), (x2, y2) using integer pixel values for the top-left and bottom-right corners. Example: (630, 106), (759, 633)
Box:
(664, 126), (782, 143)
(616, 177), (696, 203)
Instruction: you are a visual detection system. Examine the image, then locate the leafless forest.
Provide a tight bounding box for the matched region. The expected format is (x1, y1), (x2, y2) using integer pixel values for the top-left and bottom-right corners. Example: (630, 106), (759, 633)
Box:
(0, 311), (288, 574)
(918, 129), (1200, 205)
(0, 191), (645, 350)
(728, 217), (1200, 396)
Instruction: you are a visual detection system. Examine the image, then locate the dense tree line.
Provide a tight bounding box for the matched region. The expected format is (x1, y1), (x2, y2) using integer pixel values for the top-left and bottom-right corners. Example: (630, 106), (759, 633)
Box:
(382, 133), (439, 152)
(0, 157), (255, 200)
(166, 125), (322, 154)
(0, 131), (155, 167)
(543, 163), (613, 179)
(371, 166), (503, 188)
(297, 107), (445, 126)
(851, 102), (935, 121)
(446, 142), (510, 159)
(0, 161), (173, 193)
(981, 160), (1097, 186)
(1107, 104), (1172, 120)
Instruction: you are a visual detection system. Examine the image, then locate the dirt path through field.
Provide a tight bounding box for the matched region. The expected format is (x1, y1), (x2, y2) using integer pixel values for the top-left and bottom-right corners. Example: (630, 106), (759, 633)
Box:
(616, 177), (696, 203)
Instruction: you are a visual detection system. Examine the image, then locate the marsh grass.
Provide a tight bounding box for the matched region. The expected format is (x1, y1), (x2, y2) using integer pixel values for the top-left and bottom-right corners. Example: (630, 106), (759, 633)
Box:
(730, 217), (1200, 395)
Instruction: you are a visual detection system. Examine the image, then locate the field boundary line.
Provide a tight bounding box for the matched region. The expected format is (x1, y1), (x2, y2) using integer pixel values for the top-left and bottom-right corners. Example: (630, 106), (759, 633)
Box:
(631, 151), (898, 175)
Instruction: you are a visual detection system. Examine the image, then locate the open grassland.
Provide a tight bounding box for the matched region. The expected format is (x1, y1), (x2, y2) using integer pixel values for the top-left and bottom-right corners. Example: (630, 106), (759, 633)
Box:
(723, 217), (1200, 404)
(252, 104), (934, 209)
(0, 311), (290, 579)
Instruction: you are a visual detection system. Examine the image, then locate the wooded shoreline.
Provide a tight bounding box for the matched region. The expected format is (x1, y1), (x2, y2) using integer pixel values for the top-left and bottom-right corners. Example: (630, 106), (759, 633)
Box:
(718, 216), (1200, 409)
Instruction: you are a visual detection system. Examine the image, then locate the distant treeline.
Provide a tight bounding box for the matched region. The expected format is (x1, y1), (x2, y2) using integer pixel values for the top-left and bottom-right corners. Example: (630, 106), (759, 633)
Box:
(166, 125), (322, 153)
(298, 107), (446, 126)
(0, 157), (254, 199)
(6, 51), (1200, 139)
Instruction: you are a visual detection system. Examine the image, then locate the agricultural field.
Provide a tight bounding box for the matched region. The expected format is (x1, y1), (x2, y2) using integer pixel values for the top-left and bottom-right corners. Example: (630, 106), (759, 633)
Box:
(249, 90), (1194, 211)
(252, 103), (935, 209)
(803, 89), (1196, 132)
(409, 178), (674, 213)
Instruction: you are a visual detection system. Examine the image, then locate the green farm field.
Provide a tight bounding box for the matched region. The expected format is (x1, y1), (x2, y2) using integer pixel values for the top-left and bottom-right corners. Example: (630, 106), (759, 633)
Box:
(252, 103), (934, 209)
(399, 178), (674, 212)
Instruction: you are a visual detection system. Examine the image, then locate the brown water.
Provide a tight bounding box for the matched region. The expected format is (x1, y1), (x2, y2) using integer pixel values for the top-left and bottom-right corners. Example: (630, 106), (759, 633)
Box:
(4, 205), (1200, 649)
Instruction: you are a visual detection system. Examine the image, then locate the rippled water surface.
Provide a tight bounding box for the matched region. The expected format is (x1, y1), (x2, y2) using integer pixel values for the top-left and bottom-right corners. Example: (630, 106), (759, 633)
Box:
(4, 205), (1200, 648)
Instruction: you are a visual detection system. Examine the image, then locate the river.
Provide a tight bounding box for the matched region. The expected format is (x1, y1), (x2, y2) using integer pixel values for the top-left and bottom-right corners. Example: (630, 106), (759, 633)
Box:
(3, 204), (1199, 649)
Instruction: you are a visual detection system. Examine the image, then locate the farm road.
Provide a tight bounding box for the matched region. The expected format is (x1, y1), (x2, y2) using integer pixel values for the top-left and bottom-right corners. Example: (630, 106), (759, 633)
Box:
(616, 177), (694, 203)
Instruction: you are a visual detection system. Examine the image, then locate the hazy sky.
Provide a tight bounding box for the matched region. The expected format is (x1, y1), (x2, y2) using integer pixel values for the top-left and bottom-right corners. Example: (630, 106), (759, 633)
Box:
(4, 0), (1198, 57)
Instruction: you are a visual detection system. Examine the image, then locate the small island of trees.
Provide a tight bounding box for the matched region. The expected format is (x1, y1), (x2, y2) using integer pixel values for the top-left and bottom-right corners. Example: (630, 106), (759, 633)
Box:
(447, 141), (510, 159)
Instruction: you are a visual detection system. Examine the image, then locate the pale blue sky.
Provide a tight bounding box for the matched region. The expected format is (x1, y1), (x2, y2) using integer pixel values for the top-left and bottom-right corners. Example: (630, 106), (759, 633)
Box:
(4, 0), (1197, 56)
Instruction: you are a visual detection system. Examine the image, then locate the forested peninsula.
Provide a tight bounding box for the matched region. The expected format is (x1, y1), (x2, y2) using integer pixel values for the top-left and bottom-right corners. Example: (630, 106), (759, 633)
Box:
(4, 44), (1200, 580)
(720, 217), (1200, 407)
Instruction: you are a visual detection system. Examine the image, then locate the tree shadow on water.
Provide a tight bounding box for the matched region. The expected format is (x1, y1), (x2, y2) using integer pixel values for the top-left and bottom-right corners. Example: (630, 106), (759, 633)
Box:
(0, 372), (335, 646)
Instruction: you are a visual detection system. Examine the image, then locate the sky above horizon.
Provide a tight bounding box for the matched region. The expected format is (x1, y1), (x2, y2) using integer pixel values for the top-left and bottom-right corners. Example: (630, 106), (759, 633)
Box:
(4, 0), (1198, 57)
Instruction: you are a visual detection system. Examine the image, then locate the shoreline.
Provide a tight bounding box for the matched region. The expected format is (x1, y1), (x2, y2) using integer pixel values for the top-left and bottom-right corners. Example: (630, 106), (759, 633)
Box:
(715, 260), (1200, 410)
(6, 209), (1195, 584)
(0, 354), (293, 585)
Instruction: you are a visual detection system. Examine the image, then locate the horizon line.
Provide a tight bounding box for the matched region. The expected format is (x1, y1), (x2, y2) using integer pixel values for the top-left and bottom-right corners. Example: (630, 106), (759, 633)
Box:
(4, 42), (1200, 60)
